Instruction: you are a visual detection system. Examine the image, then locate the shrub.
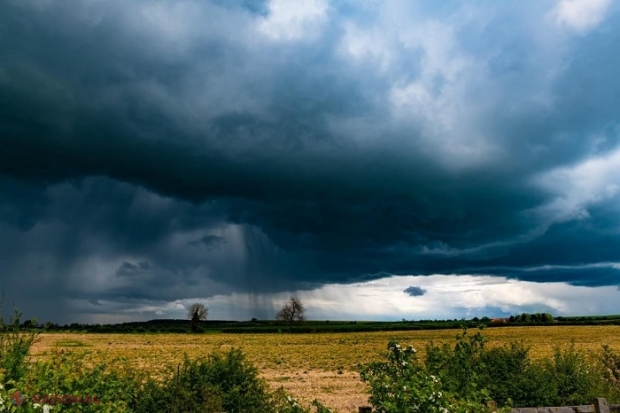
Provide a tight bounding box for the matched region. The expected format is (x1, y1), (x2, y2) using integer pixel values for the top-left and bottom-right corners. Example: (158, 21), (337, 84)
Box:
(424, 327), (490, 404)
(538, 342), (610, 406)
(362, 327), (620, 411)
(0, 305), (38, 383)
(361, 341), (451, 413)
(361, 339), (495, 413)
(599, 344), (620, 398)
(18, 349), (141, 412)
(134, 348), (277, 413)
(510, 362), (557, 407)
(478, 341), (531, 407)
(134, 349), (337, 413)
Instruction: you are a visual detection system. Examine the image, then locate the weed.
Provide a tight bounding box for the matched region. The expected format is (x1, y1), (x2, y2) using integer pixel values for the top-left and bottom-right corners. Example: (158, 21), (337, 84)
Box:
(0, 304), (38, 383)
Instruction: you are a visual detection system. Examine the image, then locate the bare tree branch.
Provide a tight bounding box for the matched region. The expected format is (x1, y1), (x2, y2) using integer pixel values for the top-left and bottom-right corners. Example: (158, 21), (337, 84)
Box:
(186, 303), (208, 332)
(276, 297), (306, 327)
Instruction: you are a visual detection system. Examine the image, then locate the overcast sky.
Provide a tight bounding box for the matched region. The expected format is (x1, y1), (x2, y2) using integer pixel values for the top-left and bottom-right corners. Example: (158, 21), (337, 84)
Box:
(2, 0), (620, 323)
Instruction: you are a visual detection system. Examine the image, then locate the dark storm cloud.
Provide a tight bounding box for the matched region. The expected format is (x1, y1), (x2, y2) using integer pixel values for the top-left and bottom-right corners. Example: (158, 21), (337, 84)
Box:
(1, 0), (620, 321)
(188, 235), (227, 250)
(404, 286), (426, 297)
(116, 261), (151, 277)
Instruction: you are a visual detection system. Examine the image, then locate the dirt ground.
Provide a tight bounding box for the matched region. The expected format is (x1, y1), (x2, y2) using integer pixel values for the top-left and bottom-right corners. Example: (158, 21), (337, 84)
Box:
(263, 369), (368, 412)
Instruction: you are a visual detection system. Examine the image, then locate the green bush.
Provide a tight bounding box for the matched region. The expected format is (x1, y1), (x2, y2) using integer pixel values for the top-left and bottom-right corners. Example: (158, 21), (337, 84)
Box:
(133, 348), (305, 413)
(424, 327), (490, 405)
(599, 344), (620, 397)
(362, 327), (620, 411)
(361, 341), (452, 413)
(478, 341), (531, 407)
(538, 342), (612, 406)
(361, 337), (497, 413)
(18, 349), (141, 412)
(510, 362), (558, 407)
(0, 305), (37, 383)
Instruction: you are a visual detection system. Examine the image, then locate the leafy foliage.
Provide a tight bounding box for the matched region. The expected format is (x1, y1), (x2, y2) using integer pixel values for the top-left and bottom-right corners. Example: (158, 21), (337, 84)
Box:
(19, 350), (140, 412)
(133, 348), (335, 413)
(361, 341), (452, 412)
(361, 327), (620, 412)
(477, 341), (531, 407)
(361, 334), (502, 413)
(425, 327), (489, 403)
(508, 313), (554, 324)
(600, 344), (620, 395)
(0, 304), (37, 383)
(541, 342), (610, 406)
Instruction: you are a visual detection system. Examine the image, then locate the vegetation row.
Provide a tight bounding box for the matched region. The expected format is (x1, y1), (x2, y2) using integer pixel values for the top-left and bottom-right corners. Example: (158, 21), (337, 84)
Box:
(26, 312), (620, 335)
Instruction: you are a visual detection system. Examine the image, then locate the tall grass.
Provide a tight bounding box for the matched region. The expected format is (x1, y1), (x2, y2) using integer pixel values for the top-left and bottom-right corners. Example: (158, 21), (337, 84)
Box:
(0, 304), (37, 383)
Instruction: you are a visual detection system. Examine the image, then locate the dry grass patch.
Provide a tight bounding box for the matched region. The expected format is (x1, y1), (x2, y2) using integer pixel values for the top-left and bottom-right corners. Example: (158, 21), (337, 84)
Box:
(29, 326), (620, 412)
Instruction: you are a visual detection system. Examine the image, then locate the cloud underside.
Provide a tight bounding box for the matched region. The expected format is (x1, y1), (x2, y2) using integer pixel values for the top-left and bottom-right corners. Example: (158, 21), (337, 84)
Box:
(1, 0), (620, 321)
(404, 286), (427, 297)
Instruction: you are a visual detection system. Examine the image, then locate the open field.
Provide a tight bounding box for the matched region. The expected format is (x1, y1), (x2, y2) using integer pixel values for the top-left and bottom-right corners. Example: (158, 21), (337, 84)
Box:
(30, 326), (620, 412)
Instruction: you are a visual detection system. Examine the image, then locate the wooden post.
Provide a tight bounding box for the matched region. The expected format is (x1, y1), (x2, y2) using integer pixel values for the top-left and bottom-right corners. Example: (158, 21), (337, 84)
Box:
(359, 407), (372, 413)
(594, 398), (609, 413)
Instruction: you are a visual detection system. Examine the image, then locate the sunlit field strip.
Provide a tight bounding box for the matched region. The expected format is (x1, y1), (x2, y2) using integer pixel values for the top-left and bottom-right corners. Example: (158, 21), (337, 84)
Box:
(31, 326), (620, 369)
(29, 326), (620, 412)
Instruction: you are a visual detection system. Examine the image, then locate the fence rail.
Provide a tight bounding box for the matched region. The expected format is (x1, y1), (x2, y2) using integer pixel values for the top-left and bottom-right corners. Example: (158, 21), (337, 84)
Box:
(510, 398), (619, 413)
(358, 398), (620, 413)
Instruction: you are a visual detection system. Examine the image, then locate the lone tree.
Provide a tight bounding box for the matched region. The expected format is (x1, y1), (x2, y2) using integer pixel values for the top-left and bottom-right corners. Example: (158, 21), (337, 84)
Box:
(186, 303), (208, 332)
(276, 297), (306, 326)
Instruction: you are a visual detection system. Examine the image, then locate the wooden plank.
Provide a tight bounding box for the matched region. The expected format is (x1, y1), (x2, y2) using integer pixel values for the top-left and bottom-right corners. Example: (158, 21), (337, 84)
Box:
(595, 398), (610, 413)
(511, 407), (595, 413)
(574, 407), (597, 413)
(572, 406), (595, 413)
(508, 401), (620, 413)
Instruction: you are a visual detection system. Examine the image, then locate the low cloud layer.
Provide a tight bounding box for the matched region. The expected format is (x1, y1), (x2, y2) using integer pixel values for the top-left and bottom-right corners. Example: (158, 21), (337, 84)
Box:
(77, 274), (620, 324)
(1, 1), (620, 322)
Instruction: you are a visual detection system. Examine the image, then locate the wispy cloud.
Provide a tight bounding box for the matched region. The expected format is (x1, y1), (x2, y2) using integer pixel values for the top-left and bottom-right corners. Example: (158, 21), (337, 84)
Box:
(551, 0), (612, 34)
